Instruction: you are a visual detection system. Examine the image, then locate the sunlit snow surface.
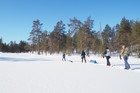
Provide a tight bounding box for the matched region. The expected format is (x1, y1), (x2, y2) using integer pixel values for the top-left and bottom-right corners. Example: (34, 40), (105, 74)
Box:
(0, 52), (140, 93)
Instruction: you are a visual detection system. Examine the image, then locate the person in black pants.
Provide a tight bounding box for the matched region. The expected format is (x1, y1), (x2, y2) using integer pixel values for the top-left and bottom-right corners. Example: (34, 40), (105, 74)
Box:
(103, 47), (111, 66)
(62, 53), (66, 61)
(81, 50), (86, 63)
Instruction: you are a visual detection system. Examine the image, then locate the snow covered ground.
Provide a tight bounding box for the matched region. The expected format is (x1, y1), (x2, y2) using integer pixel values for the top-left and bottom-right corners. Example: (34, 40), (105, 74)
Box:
(0, 52), (140, 93)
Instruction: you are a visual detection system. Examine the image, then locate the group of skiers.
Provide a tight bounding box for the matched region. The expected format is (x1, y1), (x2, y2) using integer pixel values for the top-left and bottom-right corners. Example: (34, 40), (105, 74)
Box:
(62, 44), (131, 70)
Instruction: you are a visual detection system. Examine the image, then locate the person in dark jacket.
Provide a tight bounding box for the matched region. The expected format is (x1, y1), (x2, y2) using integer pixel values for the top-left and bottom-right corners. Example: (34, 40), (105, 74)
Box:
(62, 53), (66, 61)
(103, 47), (111, 66)
(81, 50), (86, 63)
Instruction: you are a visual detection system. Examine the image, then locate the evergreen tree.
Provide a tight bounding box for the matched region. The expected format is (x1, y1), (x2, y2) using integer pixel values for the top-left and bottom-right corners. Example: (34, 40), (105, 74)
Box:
(0, 38), (3, 52)
(102, 24), (112, 46)
(91, 31), (102, 53)
(8, 41), (19, 52)
(67, 17), (82, 53)
(40, 30), (49, 54)
(76, 16), (94, 53)
(28, 19), (43, 54)
(49, 20), (66, 53)
(19, 41), (29, 52)
(68, 17), (83, 36)
(2, 43), (8, 52)
(116, 17), (132, 46)
(110, 27), (117, 50)
(132, 21), (140, 57)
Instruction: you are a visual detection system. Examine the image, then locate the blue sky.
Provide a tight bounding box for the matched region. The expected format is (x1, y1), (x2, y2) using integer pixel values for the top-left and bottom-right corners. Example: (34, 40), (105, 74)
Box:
(0, 0), (140, 43)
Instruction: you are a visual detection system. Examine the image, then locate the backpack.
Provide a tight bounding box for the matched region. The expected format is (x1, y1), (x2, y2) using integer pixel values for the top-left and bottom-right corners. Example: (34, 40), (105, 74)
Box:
(124, 47), (130, 56)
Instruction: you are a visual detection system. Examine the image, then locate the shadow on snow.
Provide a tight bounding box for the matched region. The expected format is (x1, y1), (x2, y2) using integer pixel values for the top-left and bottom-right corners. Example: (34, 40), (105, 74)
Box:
(0, 57), (51, 62)
(113, 64), (140, 70)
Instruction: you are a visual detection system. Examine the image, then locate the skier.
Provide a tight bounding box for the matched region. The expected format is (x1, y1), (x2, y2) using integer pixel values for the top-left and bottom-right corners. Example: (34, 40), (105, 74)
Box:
(103, 47), (111, 66)
(121, 44), (131, 70)
(62, 53), (66, 61)
(81, 50), (86, 63)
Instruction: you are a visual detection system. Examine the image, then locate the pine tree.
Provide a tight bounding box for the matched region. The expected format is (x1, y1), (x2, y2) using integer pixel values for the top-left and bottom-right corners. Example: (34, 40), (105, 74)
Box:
(40, 30), (49, 54)
(67, 17), (82, 53)
(102, 24), (112, 46)
(117, 17), (132, 46)
(19, 41), (29, 52)
(0, 38), (3, 52)
(28, 19), (43, 54)
(132, 21), (140, 57)
(49, 20), (66, 53)
(76, 16), (94, 53)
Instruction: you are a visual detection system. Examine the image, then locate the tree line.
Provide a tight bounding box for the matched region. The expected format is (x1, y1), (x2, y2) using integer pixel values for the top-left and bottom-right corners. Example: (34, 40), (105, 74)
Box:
(0, 17), (140, 57)
(0, 40), (29, 53)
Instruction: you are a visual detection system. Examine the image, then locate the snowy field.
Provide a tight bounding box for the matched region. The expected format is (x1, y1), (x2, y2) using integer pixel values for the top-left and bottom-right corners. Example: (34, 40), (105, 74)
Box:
(0, 52), (140, 93)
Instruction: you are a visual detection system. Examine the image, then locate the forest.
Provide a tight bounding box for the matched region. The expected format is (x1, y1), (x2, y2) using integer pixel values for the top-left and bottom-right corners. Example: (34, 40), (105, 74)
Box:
(0, 17), (140, 57)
